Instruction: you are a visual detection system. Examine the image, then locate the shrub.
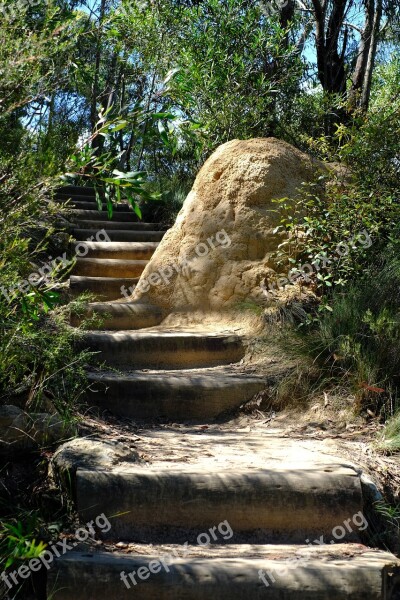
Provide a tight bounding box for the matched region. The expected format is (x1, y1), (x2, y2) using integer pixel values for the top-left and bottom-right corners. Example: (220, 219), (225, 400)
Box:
(283, 241), (400, 417)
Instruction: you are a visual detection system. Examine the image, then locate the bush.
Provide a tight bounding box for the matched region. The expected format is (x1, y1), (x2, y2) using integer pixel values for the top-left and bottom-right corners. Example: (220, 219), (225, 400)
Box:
(283, 241), (400, 418)
(0, 151), (92, 420)
(271, 58), (400, 422)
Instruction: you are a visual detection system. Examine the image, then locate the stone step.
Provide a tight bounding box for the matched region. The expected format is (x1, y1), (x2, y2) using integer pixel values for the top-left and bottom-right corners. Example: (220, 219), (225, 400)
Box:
(72, 220), (164, 231)
(73, 464), (362, 543)
(73, 258), (148, 278)
(51, 431), (370, 544)
(70, 276), (138, 301)
(55, 198), (134, 211)
(58, 185), (96, 197)
(72, 241), (159, 261)
(85, 369), (266, 420)
(80, 331), (245, 368)
(69, 209), (141, 223)
(47, 545), (400, 600)
(72, 229), (165, 242)
(56, 193), (98, 202)
(71, 302), (163, 330)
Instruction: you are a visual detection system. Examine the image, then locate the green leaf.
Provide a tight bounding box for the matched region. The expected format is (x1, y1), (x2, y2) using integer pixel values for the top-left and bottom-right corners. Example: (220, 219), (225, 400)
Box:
(133, 203), (142, 219)
(151, 112), (176, 120)
(94, 186), (103, 211)
(107, 121), (129, 133)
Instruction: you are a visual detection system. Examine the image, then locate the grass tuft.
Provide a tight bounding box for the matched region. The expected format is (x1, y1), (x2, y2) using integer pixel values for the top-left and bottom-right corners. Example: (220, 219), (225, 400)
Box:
(375, 413), (400, 454)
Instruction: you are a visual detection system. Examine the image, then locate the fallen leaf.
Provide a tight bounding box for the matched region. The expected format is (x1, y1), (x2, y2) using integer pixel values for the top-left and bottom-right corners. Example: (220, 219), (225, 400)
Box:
(360, 383), (385, 393)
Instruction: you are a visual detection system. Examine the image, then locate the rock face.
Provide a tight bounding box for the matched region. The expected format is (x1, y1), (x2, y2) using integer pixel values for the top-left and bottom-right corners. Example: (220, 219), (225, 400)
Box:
(132, 138), (323, 312)
(51, 438), (141, 498)
(52, 438), (140, 476)
(0, 405), (69, 457)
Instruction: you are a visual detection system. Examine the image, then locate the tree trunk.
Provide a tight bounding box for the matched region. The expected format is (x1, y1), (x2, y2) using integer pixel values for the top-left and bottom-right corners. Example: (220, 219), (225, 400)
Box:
(350, 0), (374, 105)
(361, 0), (382, 111)
(91, 0), (107, 152)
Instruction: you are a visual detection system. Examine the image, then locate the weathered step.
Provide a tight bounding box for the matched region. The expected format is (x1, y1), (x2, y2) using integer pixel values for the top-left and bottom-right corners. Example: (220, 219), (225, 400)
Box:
(71, 302), (163, 330)
(52, 432), (366, 544)
(58, 185), (96, 197)
(55, 198), (134, 211)
(56, 193), (97, 202)
(70, 276), (138, 301)
(81, 331), (245, 368)
(48, 545), (400, 600)
(86, 369), (265, 420)
(74, 464), (362, 542)
(69, 209), (141, 222)
(72, 220), (164, 231)
(72, 228), (165, 242)
(72, 241), (159, 260)
(73, 258), (147, 278)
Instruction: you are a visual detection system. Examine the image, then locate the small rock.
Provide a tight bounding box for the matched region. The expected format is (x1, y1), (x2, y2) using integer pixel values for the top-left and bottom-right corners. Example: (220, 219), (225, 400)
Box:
(51, 438), (141, 491)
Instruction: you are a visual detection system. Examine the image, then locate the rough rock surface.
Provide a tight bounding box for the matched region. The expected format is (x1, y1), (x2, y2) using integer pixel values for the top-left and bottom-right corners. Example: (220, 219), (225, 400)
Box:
(132, 138), (324, 313)
(52, 438), (140, 475)
(0, 405), (69, 457)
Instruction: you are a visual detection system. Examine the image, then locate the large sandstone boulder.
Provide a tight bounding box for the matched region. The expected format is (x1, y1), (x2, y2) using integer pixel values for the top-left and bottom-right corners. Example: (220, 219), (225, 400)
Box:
(132, 138), (324, 313)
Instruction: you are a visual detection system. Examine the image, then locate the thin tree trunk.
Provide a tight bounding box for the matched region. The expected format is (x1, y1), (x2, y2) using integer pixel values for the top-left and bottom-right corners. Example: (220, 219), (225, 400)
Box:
(91, 0), (107, 151)
(350, 0), (374, 101)
(361, 0), (382, 111)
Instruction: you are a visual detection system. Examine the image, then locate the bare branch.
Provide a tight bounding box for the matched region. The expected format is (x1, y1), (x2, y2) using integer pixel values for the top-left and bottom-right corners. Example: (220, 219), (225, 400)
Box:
(344, 21), (363, 34)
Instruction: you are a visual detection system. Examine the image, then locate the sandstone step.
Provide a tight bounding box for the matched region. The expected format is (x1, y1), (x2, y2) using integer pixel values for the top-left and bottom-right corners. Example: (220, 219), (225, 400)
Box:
(72, 241), (159, 260)
(53, 425), (369, 544)
(56, 193), (97, 202)
(71, 302), (163, 330)
(51, 431), (371, 544)
(81, 331), (245, 368)
(72, 220), (164, 231)
(70, 209), (141, 222)
(74, 463), (362, 542)
(73, 258), (148, 278)
(47, 545), (400, 600)
(55, 198), (134, 211)
(85, 369), (265, 420)
(59, 200), (98, 210)
(58, 185), (96, 197)
(72, 228), (165, 242)
(70, 276), (138, 301)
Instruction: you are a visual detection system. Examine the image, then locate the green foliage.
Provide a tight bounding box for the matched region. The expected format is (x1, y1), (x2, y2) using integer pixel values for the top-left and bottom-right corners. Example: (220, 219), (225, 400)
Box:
(0, 515), (47, 570)
(64, 106), (169, 218)
(271, 177), (398, 296)
(271, 55), (400, 298)
(283, 241), (400, 416)
(138, 173), (193, 226)
(156, 0), (303, 149)
(375, 414), (400, 454)
(340, 59), (400, 194)
(0, 1), (84, 117)
(0, 301), (92, 418)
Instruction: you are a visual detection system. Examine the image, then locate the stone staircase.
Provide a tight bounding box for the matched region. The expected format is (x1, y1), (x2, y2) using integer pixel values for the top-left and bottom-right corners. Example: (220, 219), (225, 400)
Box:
(47, 186), (400, 599)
